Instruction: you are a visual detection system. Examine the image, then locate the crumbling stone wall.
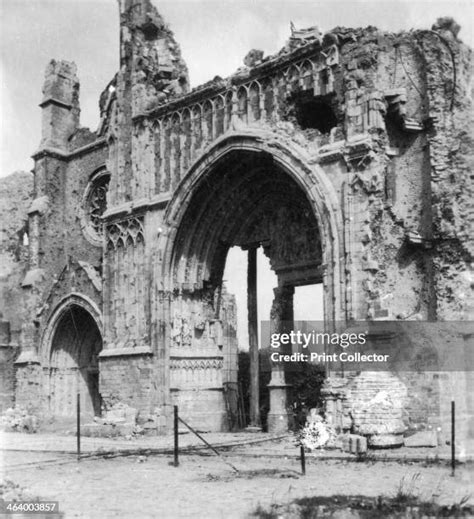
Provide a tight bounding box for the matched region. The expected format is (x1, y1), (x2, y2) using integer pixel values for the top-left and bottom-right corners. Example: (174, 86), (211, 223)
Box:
(419, 28), (473, 320)
(0, 171), (33, 411)
(0, 171), (33, 330)
(11, 59), (107, 413)
(321, 22), (473, 443)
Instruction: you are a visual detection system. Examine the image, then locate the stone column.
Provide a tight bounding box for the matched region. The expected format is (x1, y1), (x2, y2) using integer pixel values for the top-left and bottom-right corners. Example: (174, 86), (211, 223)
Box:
(247, 247), (260, 427)
(267, 285), (294, 433)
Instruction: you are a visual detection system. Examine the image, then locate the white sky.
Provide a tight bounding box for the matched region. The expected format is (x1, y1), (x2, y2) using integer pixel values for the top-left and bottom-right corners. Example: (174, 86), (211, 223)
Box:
(223, 248), (324, 349)
(0, 0), (472, 177)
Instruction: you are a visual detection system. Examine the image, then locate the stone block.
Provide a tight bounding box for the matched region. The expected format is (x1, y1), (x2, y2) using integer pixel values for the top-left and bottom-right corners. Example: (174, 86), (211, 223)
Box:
(404, 431), (438, 448)
(103, 403), (138, 425)
(368, 434), (404, 448)
(244, 426), (262, 433)
(81, 424), (117, 437)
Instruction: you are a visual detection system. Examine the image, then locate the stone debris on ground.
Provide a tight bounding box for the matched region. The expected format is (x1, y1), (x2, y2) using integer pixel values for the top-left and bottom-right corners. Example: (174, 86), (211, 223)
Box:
(0, 407), (39, 433)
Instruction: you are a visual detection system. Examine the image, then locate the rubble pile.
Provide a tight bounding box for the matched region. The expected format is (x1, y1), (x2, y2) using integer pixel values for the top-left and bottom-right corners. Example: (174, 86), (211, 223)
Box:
(0, 407), (39, 433)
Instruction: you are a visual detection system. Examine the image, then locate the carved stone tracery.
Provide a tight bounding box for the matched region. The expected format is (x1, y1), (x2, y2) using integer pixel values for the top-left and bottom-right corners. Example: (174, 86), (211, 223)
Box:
(104, 215), (147, 345)
(83, 170), (110, 244)
(170, 358), (223, 370)
(87, 177), (109, 235)
(106, 216), (145, 250)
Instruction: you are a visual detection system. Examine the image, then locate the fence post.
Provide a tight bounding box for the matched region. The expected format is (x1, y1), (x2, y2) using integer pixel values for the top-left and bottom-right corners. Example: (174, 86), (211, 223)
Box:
(174, 405), (179, 467)
(76, 393), (81, 462)
(451, 400), (455, 476)
(300, 445), (306, 475)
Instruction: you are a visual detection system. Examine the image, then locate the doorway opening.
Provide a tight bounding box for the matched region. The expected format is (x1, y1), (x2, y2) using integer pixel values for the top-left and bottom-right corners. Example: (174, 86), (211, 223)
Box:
(223, 246), (278, 430)
(48, 305), (102, 418)
(168, 147), (325, 432)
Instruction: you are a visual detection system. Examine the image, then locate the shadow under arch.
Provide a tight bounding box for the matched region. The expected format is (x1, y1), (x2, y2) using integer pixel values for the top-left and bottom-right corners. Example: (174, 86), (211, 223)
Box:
(151, 132), (345, 431)
(158, 131), (344, 323)
(41, 293), (103, 418)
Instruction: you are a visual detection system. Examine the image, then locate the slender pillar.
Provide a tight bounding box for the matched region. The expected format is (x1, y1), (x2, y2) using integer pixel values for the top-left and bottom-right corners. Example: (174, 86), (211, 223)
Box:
(267, 285), (294, 433)
(248, 247), (260, 427)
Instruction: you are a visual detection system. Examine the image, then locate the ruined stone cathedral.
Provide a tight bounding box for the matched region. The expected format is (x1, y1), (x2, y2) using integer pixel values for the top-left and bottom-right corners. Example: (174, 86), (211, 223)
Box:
(1, 1), (473, 442)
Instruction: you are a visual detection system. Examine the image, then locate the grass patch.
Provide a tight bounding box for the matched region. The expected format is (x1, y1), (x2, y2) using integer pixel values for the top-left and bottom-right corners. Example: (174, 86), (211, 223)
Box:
(252, 494), (473, 518)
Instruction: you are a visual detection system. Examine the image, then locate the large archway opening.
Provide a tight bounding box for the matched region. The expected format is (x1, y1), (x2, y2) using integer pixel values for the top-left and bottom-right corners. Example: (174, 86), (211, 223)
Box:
(168, 148), (325, 431)
(48, 305), (102, 418)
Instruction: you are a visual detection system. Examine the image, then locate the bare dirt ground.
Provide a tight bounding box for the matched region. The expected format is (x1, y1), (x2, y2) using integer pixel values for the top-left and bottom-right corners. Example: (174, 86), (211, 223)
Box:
(2, 446), (473, 519)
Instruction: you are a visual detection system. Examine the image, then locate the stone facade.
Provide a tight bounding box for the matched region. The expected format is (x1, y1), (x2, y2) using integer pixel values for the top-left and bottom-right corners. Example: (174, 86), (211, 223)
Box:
(1, 2), (472, 439)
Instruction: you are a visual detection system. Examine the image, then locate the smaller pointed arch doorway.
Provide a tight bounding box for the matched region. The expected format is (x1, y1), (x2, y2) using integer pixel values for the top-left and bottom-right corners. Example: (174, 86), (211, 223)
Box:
(48, 304), (102, 418)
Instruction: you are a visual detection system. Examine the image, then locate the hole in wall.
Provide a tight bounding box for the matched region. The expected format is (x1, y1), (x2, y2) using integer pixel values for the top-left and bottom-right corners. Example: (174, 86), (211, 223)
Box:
(296, 100), (338, 133)
(141, 22), (159, 40)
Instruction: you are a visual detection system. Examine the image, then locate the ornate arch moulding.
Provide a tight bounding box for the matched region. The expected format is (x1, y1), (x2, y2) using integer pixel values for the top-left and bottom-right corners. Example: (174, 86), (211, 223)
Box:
(40, 293), (103, 366)
(164, 130), (340, 224)
(156, 131), (345, 322)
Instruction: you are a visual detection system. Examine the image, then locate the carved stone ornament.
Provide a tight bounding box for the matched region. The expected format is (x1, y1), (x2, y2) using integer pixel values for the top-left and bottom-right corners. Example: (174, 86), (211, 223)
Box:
(83, 170), (110, 244)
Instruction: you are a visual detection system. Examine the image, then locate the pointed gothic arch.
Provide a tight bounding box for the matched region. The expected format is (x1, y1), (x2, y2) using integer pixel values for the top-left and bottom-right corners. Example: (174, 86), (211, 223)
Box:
(41, 294), (103, 418)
